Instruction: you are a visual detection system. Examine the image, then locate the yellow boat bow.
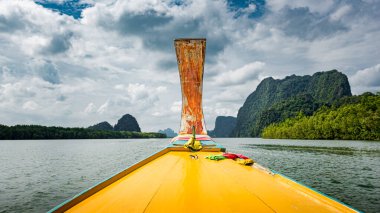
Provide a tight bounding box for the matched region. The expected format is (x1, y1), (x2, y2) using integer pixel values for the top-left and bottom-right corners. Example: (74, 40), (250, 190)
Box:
(49, 39), (359, 213)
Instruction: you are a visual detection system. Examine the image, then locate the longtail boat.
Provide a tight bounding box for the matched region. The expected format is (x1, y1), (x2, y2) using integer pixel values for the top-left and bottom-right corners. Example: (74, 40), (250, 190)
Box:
(49, 39), (360, 212)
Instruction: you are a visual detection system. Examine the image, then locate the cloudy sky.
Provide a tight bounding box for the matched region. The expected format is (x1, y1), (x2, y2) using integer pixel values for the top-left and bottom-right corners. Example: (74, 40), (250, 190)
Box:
(0, 0), (379, 132)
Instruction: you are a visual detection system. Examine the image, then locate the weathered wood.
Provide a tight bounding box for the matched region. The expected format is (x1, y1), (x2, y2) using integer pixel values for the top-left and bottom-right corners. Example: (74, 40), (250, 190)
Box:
(174, 39), (207, 135)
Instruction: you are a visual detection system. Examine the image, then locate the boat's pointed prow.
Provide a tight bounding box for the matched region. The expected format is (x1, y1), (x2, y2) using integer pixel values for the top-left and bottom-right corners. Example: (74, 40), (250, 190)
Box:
(174, 38), (207, 135)
(49, 38), (361, 213)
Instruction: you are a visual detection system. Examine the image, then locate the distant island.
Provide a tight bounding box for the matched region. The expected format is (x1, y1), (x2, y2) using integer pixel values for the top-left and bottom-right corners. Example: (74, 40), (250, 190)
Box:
(208, 116), (237, 138)
(158, 128), (177, 138)
(88, 114), (142, 132)
(0, 114), (165, 140)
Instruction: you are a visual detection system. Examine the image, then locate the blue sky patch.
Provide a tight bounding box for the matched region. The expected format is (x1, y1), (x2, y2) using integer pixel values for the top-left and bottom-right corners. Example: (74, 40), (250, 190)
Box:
(227, 0), (266, 19)
(35, 0), (92, 19)
(170, 0), (186, 6)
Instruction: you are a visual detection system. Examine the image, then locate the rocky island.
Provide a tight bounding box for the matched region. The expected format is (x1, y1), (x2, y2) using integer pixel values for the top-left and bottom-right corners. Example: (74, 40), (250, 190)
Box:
(0, 114), (165, 140)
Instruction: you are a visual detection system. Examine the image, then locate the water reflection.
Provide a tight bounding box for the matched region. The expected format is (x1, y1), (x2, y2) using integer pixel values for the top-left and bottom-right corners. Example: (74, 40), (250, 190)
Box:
(243, 144), (380, 156)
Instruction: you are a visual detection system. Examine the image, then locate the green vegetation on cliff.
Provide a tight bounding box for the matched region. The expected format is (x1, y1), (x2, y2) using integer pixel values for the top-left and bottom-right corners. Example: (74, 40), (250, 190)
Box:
(253, 93), (325, 136)
(233, 70), (351, 137)
(262, 93), (380, 140)
(0, 125), (165, 140)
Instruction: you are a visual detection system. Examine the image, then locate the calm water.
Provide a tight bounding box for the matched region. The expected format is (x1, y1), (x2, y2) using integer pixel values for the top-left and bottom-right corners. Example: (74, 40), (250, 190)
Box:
(0, 138), (379, 213)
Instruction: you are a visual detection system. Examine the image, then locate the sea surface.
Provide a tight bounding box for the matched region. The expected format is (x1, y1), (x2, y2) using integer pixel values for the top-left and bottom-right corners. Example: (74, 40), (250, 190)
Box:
(0, 138), (379, 213)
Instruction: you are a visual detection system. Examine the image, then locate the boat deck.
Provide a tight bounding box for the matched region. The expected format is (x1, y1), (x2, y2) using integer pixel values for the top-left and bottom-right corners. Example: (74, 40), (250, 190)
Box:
(65, 151), (356, 213)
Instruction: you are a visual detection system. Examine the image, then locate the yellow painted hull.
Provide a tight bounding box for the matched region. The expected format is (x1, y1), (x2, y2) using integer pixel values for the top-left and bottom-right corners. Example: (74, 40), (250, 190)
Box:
(50, 38), (359, 212)
(50, 147), (358, 212)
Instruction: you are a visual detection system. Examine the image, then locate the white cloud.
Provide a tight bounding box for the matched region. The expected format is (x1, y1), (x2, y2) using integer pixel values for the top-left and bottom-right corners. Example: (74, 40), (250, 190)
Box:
(350, 64), (380, 86)
(35, 0), (66, 3)
(350, 64), (380, 94)
(267, 0), (335, 14)
(242, 4), (257, 14)
(170, 101), (181, 113)
(84, 102), (96, 114)
(330, 5), (352, 21)
(111, 83), (166, 105)
(97, 100), (110, 114)
(0, 0), (379, 131)
(214, 62), (265, 86)
(23, 100), (39, 110)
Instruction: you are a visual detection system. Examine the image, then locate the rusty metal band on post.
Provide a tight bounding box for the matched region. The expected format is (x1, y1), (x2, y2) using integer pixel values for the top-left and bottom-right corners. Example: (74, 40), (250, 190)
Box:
(174, 38), (207, 135)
